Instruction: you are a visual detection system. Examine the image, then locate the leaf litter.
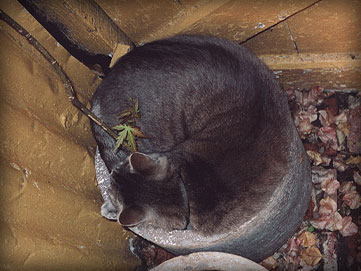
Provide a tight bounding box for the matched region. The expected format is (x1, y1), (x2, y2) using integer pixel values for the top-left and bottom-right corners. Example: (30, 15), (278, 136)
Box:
(262, 87), (361, 270)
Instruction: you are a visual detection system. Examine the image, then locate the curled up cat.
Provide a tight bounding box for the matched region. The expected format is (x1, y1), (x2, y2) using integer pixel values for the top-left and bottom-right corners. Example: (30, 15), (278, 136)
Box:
(91, 35), (310, 236)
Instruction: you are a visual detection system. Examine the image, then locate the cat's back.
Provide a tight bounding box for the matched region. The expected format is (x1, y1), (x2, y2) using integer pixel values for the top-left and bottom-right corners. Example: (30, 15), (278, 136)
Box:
(92, 35), (284, 154)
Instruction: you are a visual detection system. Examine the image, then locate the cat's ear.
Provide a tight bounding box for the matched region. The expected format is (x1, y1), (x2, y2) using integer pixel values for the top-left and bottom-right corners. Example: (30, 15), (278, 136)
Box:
(118, 205), (145, 226)
(129, 152), (168, 180)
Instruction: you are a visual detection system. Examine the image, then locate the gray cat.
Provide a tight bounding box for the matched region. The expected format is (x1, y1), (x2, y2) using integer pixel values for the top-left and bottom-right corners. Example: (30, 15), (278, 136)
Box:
(91, 35), (309, 235)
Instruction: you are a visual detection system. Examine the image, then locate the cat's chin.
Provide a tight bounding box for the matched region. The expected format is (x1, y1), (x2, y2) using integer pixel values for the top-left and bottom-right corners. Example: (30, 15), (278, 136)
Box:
(101, 200), (119, 221)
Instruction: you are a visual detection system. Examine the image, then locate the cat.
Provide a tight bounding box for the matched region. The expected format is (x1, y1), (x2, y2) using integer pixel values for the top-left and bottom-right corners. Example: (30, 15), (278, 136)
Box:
(91, 35), (301, 235)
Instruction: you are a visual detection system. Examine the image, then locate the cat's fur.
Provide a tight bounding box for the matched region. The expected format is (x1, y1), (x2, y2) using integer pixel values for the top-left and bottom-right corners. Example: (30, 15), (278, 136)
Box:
(91, 35), (295, 234)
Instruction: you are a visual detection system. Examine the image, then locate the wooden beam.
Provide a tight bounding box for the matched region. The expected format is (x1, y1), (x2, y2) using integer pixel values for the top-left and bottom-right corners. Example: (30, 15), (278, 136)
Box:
(18, 0), (134, 73)
(261, 53), (361, 90)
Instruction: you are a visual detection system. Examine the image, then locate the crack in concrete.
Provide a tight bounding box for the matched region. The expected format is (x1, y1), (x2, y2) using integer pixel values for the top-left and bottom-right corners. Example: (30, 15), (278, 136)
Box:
(240, 0), (323, 45)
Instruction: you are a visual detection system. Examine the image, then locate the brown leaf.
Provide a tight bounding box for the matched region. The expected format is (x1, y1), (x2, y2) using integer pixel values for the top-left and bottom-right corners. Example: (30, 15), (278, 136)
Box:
(342, 190), (361, 209)
(311, 213), (337, 231)
(295, 106), (317, 138)
(307, 151), (323, 166)
(298, 231), (317, 248)
(323, 96), (338, 116)
(312, 167), (337, 184)
(353, 171), (361, 186)
(319, 109), (334, 127)
(319, 197), (337, 215)
(301, 247), (323, 266)
(336, 216), (358, 237)
(318, 126), (338, 151)
(315, 168), (340, 195)
(285, 237), (301, 257)
(261, 256), (277, 270)
(334, 111), (348, 125)
(339, 181), (354, 195)
(321, 177), (340, 195)
(346, 155), (361, 165)
(333, 154), (348, 172)
(298, 119), (313, 136)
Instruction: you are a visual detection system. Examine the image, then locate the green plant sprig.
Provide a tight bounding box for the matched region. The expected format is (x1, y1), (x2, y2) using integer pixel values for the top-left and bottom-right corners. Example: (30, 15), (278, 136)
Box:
(113, 98), (146, 153)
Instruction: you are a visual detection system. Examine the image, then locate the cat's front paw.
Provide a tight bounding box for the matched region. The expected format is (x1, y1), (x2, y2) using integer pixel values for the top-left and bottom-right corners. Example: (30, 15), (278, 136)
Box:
(101, 200), (119, 221)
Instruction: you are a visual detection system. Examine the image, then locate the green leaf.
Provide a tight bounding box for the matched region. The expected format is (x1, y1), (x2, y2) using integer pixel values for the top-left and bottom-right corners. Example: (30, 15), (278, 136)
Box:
(113, 123), (147, 153)
(307, 225), (315, 232)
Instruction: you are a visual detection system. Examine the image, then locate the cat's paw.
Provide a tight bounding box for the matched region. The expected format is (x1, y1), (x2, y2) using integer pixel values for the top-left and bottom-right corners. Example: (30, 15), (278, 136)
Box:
(101, 200), (119, 221)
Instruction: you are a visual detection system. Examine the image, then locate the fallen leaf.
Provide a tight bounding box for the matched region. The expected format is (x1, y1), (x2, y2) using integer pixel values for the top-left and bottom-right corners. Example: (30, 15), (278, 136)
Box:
(311, 197), (342, 231)
(301, 247), (323, 266)
(336, 216), (358, 237)
(348, 95), (361, 109)
(353, 171), (361, 186)
(298, 231), (317, 248)
(307, 151), (323, 166)
(285, 237), (301, 257)
(339, 181), (355, 195)
(311, 212), (341, 231)
(295, 106), (318, 138)
(319, 109), (334, 127)
(318, 126), (338, 151)
(321, 155), (332, 166)
(332, 154), (348, 172)
(312, 167), (337, 184)
(261, 256), (277, 270)
(298, 119), (314, 136)
(321, 177), (340, 195)
(342, 190), (361, 209)
(336, 129), (346, 146)
(334, 111), (348, 125)
(307, 87), (325, 107)
(319, 197), (337, 215)
(346, 155), (361, 166)
(324, 145), (338, 156)
(323, 96), (338, 116)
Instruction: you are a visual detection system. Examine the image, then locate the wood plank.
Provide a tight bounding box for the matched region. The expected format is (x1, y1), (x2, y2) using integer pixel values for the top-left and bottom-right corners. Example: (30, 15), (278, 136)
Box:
(97, 0), (185, 44)
(287, 0), (361, 54)
(97, 0), (233, 44)
(181, 0), (317, 42)
(263, 53), (361, 90)
(18, 0), (134, 73)
(21, 0), (134, 53)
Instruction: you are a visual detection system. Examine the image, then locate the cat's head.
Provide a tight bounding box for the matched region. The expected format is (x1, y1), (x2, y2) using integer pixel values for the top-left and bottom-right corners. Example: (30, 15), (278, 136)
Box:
(105, 152), (189, 231)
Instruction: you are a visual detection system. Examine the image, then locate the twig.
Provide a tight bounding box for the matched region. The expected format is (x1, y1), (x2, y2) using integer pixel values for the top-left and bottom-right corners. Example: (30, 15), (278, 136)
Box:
(0, 9), (121, 142)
